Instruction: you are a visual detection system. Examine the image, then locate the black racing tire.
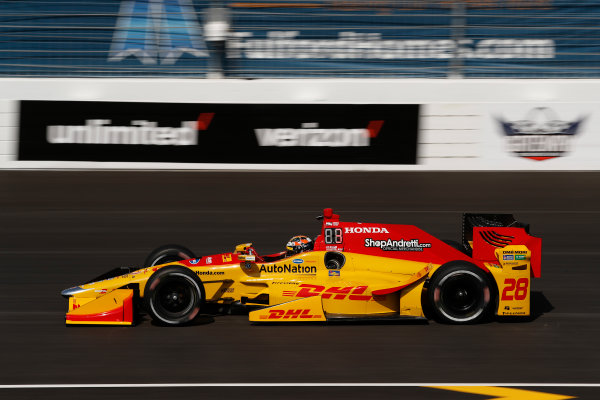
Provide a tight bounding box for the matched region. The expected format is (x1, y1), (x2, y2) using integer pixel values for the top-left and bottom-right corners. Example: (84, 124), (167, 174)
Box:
(144, 244), (196, 268)
(144, 266), (204, 326)
(426, 262), (493, 324)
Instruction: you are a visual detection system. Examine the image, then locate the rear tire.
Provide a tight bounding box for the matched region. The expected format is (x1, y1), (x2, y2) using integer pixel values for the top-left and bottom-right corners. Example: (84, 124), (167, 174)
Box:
(144, 244), (195, 267)
(427, 262), (492, 324)
(144, 266), (204, 326)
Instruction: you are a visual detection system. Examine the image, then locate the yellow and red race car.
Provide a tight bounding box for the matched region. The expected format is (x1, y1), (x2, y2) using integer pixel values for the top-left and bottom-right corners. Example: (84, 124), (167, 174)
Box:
(61, 208), (542, 326)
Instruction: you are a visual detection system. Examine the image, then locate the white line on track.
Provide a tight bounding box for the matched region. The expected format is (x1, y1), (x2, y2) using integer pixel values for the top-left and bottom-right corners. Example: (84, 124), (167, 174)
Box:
(0, 383), (599, 389)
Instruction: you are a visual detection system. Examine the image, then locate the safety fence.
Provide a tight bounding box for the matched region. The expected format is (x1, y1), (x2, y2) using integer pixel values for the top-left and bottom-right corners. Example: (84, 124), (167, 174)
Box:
(0, 0), (598, 78)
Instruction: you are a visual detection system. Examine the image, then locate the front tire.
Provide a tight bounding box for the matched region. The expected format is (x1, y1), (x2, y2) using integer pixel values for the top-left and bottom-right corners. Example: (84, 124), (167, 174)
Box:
(144, 266), (204, 326)
(144, 244), (195, 267)
(427, 263), (492, 324)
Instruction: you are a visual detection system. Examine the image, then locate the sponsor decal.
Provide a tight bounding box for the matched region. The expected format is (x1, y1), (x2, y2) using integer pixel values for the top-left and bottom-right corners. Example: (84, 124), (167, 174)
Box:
(502, 311), (527, 316)
(515, 254), (526, 260)
(254, 121), (383, 147)
(259, 309), (322, 320)
(292, 259), (304, 264)
(325, 222), (333, 226)
(109, 0), (208, 65)
(189, 258), (201, 265)
(329, 270), (341, 277)
(326, 245), (343, 251)
(195, 270), (225, 276)
(94, 289), (108, 294)
(222, 254), (233, 263)
(244, 262), (252, 270)
(364, 238), (432, 252)
(259, 264), (317, 274)
(503, 254), (515, 261)
(272, 281), (299, 285)
(345, 226), (389, 234)
(497, 107), (586, 161)
(220, 288), (234, 293)
(206, 257), (213, 264)
(288, 284), (372, 301)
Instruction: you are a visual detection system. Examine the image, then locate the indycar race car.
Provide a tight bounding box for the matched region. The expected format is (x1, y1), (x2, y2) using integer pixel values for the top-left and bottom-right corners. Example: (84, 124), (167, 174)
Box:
(61, 208), (542, 326)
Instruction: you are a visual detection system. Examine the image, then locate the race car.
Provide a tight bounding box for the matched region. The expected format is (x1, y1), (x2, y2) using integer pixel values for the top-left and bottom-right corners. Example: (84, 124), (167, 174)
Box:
(61, 208), (542, 326)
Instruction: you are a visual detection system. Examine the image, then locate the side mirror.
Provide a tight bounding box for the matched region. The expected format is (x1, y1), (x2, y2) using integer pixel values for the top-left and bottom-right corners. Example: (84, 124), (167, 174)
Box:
(235, 243), (253, 254)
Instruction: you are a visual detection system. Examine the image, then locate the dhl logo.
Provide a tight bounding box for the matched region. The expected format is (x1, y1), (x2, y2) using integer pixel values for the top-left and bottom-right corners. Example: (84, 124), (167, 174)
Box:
(222, 254), (232, 262)
(260, 309), (322, 320)
(282, 284), (372, 301)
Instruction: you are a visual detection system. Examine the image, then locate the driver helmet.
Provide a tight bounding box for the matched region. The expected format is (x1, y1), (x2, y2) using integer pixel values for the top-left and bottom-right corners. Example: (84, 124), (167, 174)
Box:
(286, 235), (313, 256)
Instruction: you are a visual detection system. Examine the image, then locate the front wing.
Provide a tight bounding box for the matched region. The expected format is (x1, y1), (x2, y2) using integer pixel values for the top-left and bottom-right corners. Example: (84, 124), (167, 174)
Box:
(66, 289), (134, 326)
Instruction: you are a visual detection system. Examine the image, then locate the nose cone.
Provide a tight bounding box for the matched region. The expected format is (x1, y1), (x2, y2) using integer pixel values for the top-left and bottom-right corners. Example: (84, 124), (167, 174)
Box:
(61, 286), (87, 298)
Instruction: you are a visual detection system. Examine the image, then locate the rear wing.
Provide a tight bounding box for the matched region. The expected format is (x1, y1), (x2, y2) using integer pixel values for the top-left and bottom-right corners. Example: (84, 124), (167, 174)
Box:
(463, 213), (542, 278)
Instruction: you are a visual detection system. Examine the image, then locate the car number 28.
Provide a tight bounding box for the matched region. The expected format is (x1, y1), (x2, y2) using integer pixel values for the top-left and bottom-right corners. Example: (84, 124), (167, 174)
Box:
(501, 278), (529, 301)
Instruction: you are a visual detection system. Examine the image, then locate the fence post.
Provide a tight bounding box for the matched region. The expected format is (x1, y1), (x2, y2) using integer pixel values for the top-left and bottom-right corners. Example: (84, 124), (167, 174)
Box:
(449, 2), (466, 78)
(204, 7), (230, 78)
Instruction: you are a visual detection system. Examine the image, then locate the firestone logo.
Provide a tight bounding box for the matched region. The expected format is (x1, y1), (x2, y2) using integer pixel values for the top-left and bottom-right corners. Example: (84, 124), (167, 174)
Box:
(497, 107), (585, 161)
(345, 227), (389, 234)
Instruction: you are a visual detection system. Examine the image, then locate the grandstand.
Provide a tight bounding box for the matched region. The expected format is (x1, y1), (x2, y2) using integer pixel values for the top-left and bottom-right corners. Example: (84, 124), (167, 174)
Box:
(0, 0), (597, 78)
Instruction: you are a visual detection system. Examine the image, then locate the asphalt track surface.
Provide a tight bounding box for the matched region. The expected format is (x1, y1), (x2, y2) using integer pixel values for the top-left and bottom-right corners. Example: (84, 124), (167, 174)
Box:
(0, 171), (599, 400)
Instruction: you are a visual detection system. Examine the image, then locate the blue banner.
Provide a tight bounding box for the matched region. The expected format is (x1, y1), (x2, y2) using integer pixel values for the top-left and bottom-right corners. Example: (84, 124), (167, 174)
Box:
(0, 0), (598, 77)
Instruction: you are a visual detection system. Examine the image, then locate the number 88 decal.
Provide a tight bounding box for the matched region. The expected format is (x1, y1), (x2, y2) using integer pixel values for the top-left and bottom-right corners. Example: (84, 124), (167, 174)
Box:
(502, 278), (529, 301)
(324, 228), (343, 244)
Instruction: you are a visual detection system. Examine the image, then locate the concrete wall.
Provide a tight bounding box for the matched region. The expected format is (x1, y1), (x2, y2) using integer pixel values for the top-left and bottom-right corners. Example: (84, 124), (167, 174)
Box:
(2, 78), (599, 170)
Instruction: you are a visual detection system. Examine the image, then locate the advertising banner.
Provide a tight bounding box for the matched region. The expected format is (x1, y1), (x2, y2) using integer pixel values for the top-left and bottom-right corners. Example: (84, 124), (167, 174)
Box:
(18, 101), (419, 164)
(0, 0), (598, 78)
(481, 103), (599, 167)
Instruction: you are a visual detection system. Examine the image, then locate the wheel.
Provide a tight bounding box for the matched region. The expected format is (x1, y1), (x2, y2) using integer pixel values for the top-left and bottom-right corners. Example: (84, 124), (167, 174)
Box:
(144, 244), (195, 267)
(427, 262), (492, 324)
(144, 266), (204, 326)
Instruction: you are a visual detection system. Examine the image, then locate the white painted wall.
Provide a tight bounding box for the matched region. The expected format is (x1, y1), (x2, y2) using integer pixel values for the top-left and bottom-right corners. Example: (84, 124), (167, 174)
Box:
(1, 78), (599, 170)
(0, 100), (17, 163)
